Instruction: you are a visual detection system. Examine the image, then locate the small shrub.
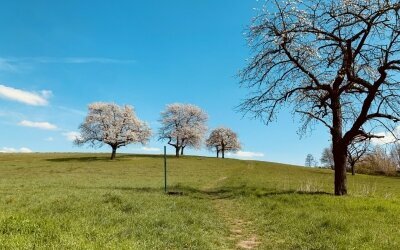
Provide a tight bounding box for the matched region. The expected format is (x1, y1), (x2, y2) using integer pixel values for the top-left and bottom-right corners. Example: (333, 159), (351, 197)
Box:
(356, 147), (397, 176)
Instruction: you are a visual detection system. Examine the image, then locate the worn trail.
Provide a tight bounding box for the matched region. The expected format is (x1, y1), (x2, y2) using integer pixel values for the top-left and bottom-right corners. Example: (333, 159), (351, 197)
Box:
(202, 176), (261, 249)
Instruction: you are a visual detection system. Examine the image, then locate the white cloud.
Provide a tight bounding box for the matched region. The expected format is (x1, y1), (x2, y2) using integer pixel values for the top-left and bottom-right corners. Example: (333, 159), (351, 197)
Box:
(18, 120), (57, 130)
(0, 147), (17, 153)
(40, 90), (53, 98)
(0, 57), (135, 65)
(371, 127), (400, 145)
(0, 84), (51, 106)
(57, 57), (136, 64)
(228, 150), (265, 159)
(140, 147), (161, 152)
(19, 147), (33, 153)
(0, 147), (32, 153)
(45, 137), (54, 141)
(62, 131), (81, 141)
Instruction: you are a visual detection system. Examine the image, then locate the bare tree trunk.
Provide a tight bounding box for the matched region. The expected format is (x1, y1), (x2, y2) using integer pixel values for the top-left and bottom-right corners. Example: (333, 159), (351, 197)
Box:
(180, 146), (184, 156)
(111, 146), (117, 160)
(351, 163), (355, 175)
(216, 150), (219, 158)
(175, 147), (180, 158)
(222, 149), (225, 159)
(332, 96), (347, 195)
(333, 142), (348, 195)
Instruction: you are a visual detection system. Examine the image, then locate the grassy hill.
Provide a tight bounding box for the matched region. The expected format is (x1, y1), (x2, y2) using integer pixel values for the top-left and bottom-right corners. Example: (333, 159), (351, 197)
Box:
(0, 153), (399, 249)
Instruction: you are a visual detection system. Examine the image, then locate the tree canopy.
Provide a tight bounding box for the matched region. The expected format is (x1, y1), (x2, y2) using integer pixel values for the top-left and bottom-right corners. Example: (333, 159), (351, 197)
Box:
(206, 127), (241, 158)
(76, 102), (151, 159)
(158, 103), (208, 157)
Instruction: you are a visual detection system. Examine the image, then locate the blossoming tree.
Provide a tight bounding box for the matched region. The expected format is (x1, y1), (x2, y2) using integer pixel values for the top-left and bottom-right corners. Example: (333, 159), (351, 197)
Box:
(206, 127), (241, 158)
(75, 102), (151, 159)
(158, 103), (208, 157)
(240, 0), (400, 195)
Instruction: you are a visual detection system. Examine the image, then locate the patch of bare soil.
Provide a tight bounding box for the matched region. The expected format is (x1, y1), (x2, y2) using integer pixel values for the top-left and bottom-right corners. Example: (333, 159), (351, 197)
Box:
(213, 200), (261, 249)
(237, 235), (260, 249)
(203, 177), (261, 249)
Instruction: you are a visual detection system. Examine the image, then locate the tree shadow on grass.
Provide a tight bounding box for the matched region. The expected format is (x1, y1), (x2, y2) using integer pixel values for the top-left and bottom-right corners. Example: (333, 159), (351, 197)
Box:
(46, 154), (168, 162)
(72, 185), (161, 193)
(197, 186), (332, 199)
(160, 184), (332, 200)
(119, 154), (166, 159)
(67, 184), (331, 199)
(47, 157), (108, 162)
(44, 153), (225, 163)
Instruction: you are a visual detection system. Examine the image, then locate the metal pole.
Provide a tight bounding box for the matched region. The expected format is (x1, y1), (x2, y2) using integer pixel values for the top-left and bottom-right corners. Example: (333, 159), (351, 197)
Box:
(164, 146), (167, 193)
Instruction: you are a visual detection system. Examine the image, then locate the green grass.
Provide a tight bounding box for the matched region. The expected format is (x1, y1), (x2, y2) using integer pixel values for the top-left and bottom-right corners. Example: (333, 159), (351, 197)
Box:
(0, 153), (399, 249)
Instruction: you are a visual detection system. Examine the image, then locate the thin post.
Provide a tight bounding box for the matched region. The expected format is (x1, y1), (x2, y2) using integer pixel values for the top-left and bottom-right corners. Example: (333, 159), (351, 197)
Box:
(164, 146), (167, 193)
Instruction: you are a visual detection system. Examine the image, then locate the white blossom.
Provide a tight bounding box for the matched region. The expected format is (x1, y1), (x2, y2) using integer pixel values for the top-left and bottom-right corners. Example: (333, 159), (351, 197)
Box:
(76, 102), (151, 159)
(158, 103), (208, 157)
(206, 127), (241, 158)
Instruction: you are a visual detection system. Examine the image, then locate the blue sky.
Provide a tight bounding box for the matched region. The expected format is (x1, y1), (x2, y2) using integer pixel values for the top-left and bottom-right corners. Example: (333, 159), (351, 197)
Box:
(0, 0), (332, 165)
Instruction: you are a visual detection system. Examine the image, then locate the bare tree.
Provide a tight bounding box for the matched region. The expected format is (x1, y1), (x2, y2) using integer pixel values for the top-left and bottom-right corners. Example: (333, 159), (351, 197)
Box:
(347, 140), (370, 175)
(240, 0), (400, 195)
(76, 102), (151, 160)
(158, 103), (208, 157)
(390, 143), (400, 170)
(305, 154), (317, 167)
(321, 141), (369, 174)
(206, 127), (241, 158)
(321, 146), (334, 170)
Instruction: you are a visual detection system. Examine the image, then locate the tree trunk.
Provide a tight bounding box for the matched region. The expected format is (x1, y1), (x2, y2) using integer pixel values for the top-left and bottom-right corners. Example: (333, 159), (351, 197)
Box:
(331, 94), (347, 196)
(222, 149), (225, 159)
(217, 150), (219, 158)
(180, 146), (185, 156)
(175, 147), (180, 158)
(333, 142), (348, 195)
(110, 146), (117, 160)
(351, 163), (355, 175)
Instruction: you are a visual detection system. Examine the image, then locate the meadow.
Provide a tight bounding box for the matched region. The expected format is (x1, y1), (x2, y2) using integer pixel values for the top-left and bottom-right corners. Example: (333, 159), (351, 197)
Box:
(0, 153), (399, 249)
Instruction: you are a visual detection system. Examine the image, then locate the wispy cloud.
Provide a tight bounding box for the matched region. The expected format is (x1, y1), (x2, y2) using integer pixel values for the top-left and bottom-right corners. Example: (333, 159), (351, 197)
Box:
(56, 106), (86, 116)
(0, 110), (25, 119)
(0, 84), (51, 106)
(62, 131), (81, 141)
(140, 147), (161, 152)
(371, 127), (400, 145)
(0, 59), (17, 72)
(228, 150), (265, 159)
(56, 57), (135, 64)
(18, 120), (57, 130)
(0, 56), (135, 65)
(45, 137), (54, 142)
(0, 147), (32, 153)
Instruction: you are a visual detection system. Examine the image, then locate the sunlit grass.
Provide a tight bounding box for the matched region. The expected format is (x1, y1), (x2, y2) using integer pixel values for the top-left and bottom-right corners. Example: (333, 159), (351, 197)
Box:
(0, 153), (399, 249)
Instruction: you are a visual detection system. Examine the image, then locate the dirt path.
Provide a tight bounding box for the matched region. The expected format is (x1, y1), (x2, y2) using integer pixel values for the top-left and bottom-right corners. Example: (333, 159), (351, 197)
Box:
(213, 199), (261, 249)
(203, 176), (261, 249)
